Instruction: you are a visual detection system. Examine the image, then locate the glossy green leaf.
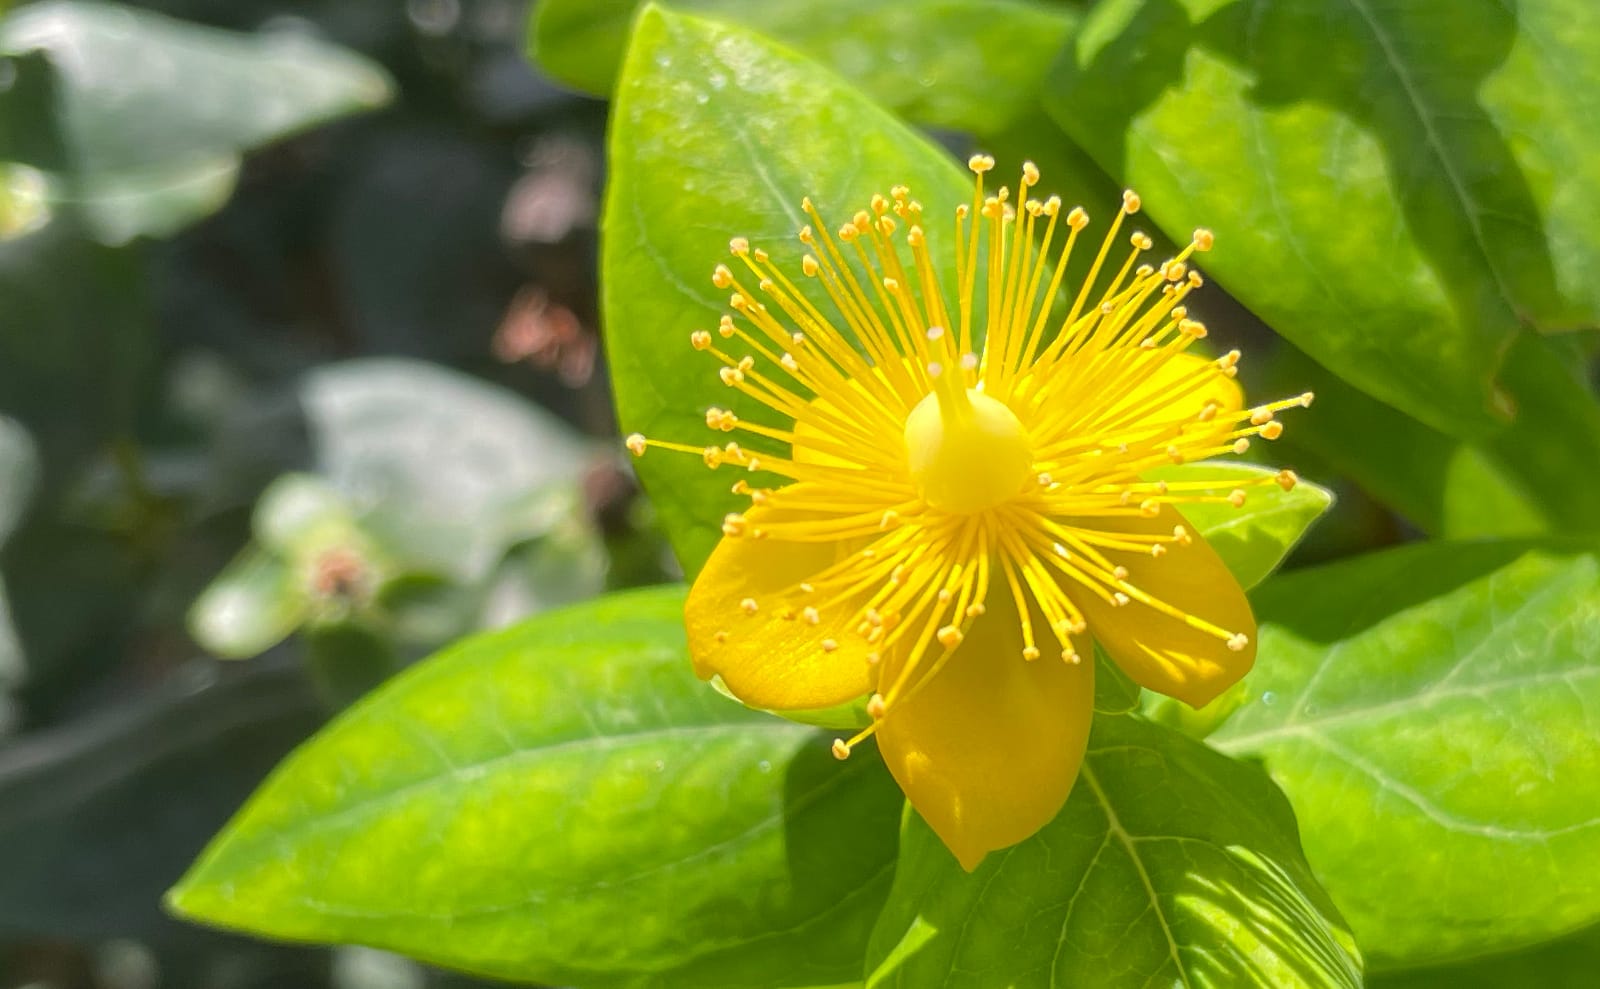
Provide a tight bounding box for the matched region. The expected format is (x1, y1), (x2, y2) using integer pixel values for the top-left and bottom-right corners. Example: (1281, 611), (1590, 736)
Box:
(530, 0), (1075, 134)
(605, 5), (969, 573)
(866, 714), (1361, 988)
(1150, 461), (1332, 590)
(186, 548), (308, 660)
(0, 0), (392, 242)
(1213, 542), (1600, 968)
(169, 586), (904, 988)
(1369, 923), (1600, 989)
(1046, 0), (1600, 436)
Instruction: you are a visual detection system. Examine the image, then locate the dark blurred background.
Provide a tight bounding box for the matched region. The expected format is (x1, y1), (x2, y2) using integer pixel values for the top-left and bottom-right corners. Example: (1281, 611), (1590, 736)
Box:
(0, 1), (673, 986)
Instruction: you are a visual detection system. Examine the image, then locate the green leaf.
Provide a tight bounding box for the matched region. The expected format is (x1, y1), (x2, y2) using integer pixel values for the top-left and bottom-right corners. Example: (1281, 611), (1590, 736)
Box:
(0, 0), (392, 242)
(1045, 0), (1600, 436)
(1268, 332), (1600, 539)
(1148, 461), (1332, 590)
(168, 586), (904, 988)
(530, 0), (1076, 134)
(1212, 542), (1600, 968)
(1369, 923), (1600, 989)
(866, 714), (1361, 988)
(186, 547), (309, 660)
(605, 4), (970, 573)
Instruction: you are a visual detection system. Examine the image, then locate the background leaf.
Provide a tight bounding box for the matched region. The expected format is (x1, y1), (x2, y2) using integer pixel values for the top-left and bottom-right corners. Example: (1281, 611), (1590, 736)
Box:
(604, 4), (971, 573)
(292, 358), (591, 583)
(0, 653), (323, 944)
(1213, 542), (1600, 968)
(0, 416), (36, 689)
(530, 0), (1076, 135)
(1277, 331), (1600, 539)
(0, 0), (393, 242)
(866, 714), (1361, 988)
(169, 586), (904, 988)
(1369, 923), (1600, 989)
(1045, 0), (1600, 435)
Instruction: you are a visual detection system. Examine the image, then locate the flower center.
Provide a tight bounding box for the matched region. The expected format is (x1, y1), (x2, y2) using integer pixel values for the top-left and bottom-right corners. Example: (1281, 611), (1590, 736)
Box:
(904, 388), (1033, 513)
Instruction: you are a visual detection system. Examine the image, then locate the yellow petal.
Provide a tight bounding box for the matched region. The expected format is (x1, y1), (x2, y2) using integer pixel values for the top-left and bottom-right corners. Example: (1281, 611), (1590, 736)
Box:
(875, 591), (1094, 871)
(1067, 504), (1256, 708)
(1094, 349), (1244, 433)
(684, 488), (874, 711)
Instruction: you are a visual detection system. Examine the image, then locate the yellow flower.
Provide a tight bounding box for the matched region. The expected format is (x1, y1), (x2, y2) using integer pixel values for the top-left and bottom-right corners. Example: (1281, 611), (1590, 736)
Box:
(627, 156), (1309, 870)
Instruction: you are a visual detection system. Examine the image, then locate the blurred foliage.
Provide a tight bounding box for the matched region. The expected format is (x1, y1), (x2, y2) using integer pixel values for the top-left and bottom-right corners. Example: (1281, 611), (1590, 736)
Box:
(2, 0), (1598, 986)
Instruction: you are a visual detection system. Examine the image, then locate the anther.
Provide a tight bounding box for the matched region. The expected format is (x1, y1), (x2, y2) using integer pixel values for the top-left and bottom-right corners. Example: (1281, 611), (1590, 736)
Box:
(831, 739), (851, 760)
(937, 626), (964, 648)
(1261, 421), (1285, 440)
(1228, 489), (1248, 507)
(1037, 472), (1053, 486)
(867, 693), (887, 720)
(690, 330), (712, 350)
(1173, 525), (1193, 546)
(1067, 206), (1089, 230)
(728, 237), (750, 255)
(1131, 232), (1153, 251)
(1232, 438), (1251, 454)
(802, 606), (820, 626)
(1250, 408), (1275, 426)
(1226, 633), (1250, 652)
(1193, 228), (1215, 251)
(1151, 543), (1168, 558)
(821, 638), (839, 653)
(1063, 650), (1082, 665)
(754, 248), (768, 262)
(718, 315), (736, 337)
(712, 265), (733, 288)
(1198, 401), (1219, 422)
(959, 352), (979, 371)
(879, 509), (900, 530)
(1122, 189), (1142, 213)
(1139, 498), (1160, 517)
(1300, 392), (1316, 407)
(722, 512), (747, 536)
(714, 630), (728, 643)
(965, 602), (986, 618)
(799, 582), (815, 594)
(1022, 646), (1041, 662)
(969, 154), (995, 173)
(1276, 469), (1300, 491)
(625, 433), (647, 456)
(1113, 565), (1130, 580)
(1112, 592), (1131, 607)
(801, 255), (819, 277)
(740, 598), (759, 615)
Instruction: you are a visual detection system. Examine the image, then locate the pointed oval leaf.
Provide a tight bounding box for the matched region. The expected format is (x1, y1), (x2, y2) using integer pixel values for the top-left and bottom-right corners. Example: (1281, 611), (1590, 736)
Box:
(1214, 542), (1600, 968)
(168, 586), (903, 988)
(866, 714), (1361, 988)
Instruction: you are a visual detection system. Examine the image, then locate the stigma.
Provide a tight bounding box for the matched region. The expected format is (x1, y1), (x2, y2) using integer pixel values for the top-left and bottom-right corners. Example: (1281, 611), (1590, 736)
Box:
(904, 387), (1033, 513)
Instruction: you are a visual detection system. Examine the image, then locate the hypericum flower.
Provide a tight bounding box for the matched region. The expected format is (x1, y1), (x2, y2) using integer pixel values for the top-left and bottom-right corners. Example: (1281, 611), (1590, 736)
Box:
(627, 156), (1309, 869)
